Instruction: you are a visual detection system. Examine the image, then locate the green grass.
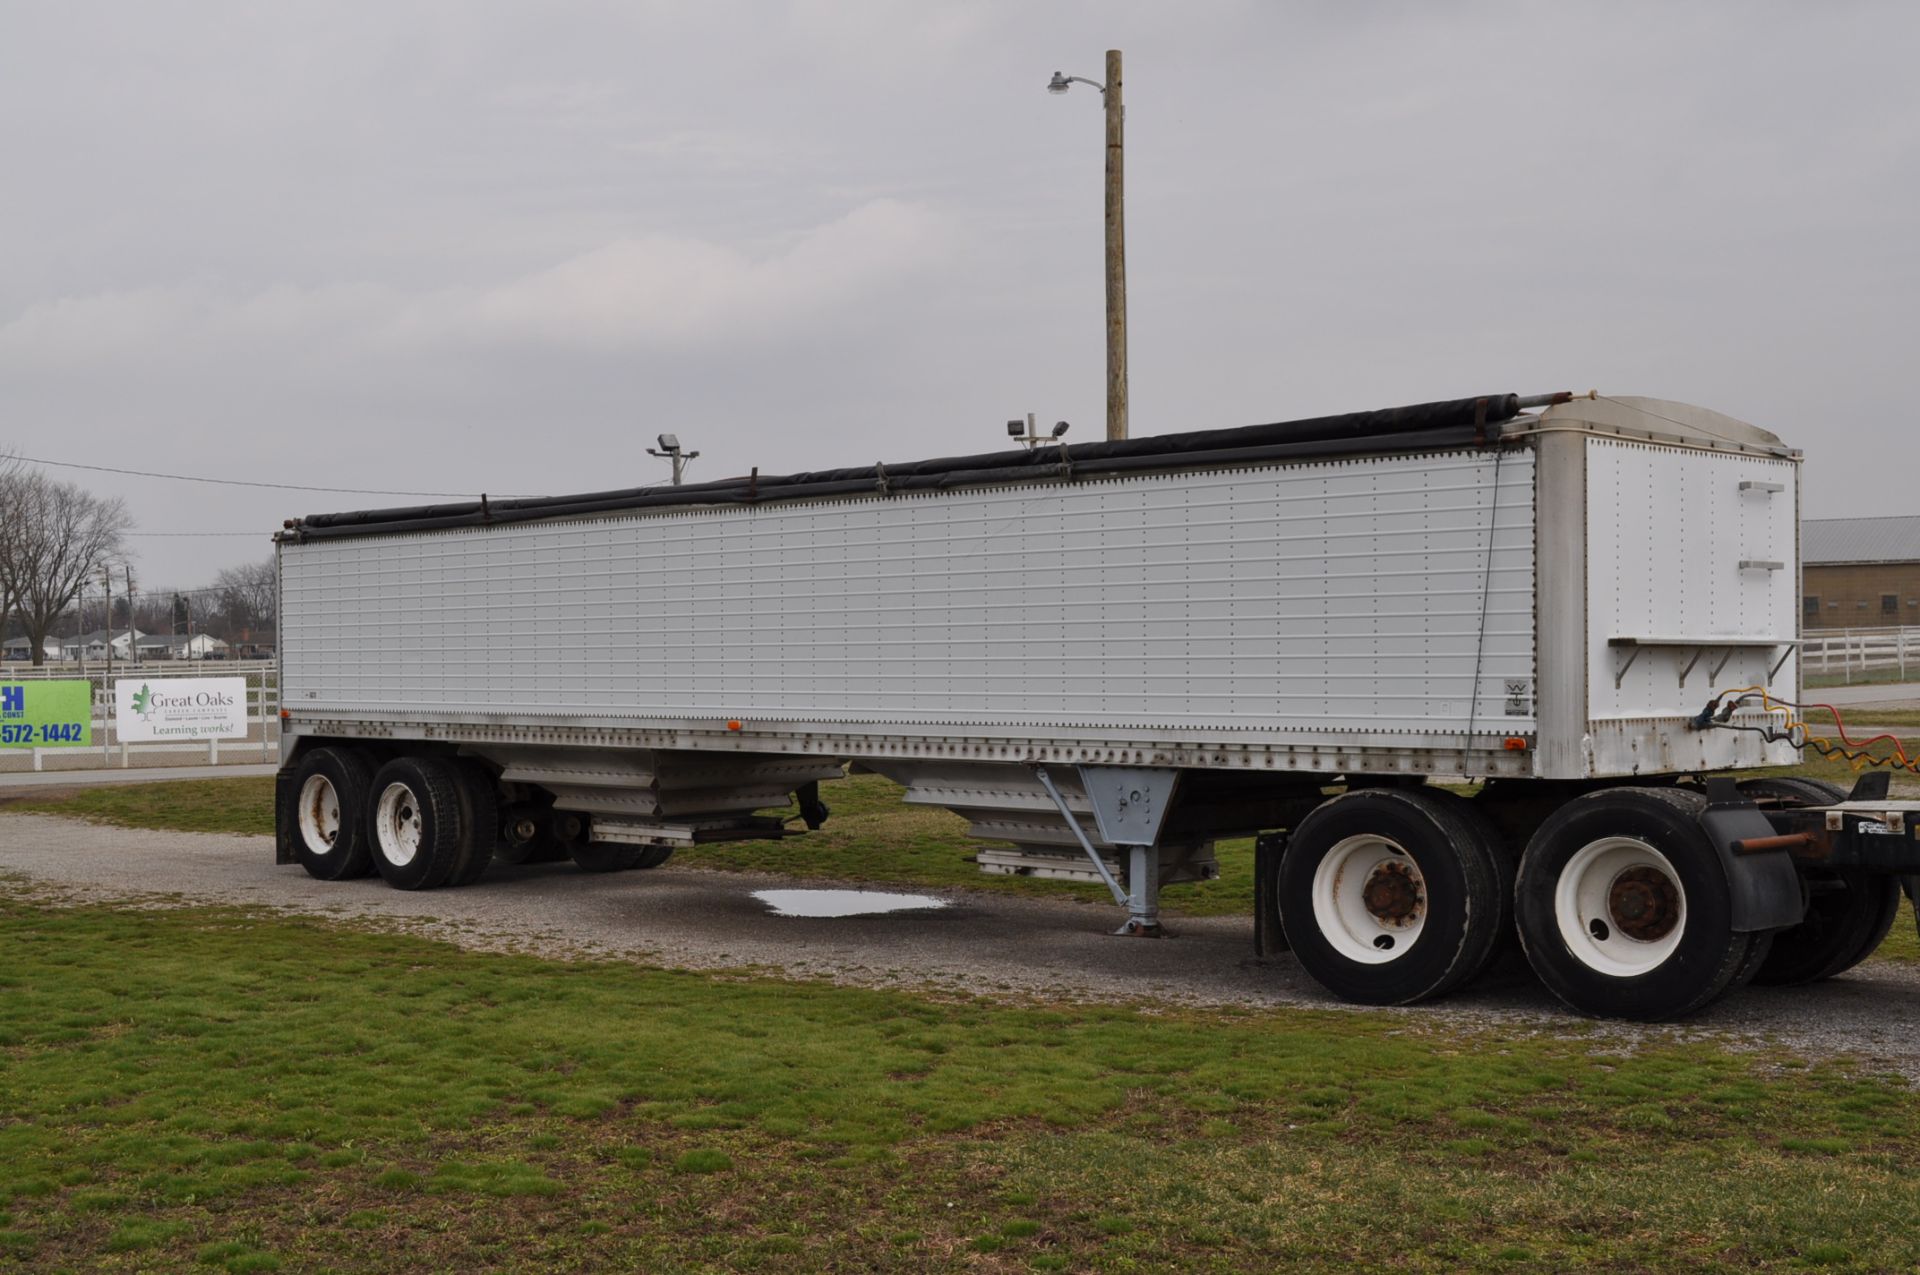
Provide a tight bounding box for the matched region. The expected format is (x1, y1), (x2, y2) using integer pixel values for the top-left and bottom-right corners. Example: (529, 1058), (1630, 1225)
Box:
(4, 776), (276, 837)
(0, 899), (1917, 1271)
(1803, 669), (1920, 690)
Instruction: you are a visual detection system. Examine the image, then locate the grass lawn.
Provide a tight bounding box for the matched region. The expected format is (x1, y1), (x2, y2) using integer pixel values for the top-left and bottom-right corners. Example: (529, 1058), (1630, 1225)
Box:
(0, 900), (1917, 1271)
(1804, 669), (1920, 690)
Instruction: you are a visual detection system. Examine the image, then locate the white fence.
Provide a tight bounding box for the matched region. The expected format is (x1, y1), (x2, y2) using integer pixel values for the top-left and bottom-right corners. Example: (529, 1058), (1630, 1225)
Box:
(1801, 627), (1920, 683)
(0, 661), (279, 773)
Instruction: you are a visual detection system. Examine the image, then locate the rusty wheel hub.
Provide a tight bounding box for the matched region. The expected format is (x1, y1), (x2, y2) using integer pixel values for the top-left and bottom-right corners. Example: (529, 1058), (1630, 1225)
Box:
(1362, 860), (1423, 926)
(1608, 865), (1680, 942)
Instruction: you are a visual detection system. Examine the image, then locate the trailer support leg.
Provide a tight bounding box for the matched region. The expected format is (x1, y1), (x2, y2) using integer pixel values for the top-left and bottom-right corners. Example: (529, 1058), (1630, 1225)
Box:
(1122, 845), (1163, 938)
(1032, 766), (1130, 908)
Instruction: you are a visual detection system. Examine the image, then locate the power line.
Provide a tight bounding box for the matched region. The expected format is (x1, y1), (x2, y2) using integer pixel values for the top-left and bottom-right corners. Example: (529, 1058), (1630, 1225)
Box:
(14, 453), (530, 499)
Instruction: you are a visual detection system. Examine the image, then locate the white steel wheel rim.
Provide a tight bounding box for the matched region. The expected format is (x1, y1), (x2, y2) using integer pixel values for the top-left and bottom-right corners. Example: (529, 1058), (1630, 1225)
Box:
(296, 774), (341, 855)
(375, 782), (425, 868)
(1555, 836), (1687, 977)
(1310, 834), (1428, 965)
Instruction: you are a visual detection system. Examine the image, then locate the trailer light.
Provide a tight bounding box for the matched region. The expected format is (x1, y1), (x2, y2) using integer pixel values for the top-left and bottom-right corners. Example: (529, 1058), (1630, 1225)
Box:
(1503, 737), (1528, 751)
(726, 720), (743, 732)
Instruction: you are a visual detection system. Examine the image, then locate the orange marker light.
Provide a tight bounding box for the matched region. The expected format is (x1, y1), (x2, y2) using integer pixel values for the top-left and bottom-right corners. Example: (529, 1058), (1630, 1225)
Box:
(1503, 737), (1529, 751)
(726, 720), (743, 732)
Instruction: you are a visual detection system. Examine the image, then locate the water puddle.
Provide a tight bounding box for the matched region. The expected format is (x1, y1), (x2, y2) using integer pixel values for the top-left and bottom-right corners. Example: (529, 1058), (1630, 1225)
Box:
(752, 888), (950, 919)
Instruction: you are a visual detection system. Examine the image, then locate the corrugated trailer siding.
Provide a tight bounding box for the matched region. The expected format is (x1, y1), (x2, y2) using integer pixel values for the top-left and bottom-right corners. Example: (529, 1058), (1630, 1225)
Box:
(281, 448), (1536, 735)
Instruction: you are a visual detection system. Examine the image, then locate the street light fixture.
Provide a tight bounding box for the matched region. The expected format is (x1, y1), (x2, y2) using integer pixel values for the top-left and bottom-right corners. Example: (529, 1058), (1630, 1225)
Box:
(1047, 50), (1127, 441)
(647, 433), (700, 486)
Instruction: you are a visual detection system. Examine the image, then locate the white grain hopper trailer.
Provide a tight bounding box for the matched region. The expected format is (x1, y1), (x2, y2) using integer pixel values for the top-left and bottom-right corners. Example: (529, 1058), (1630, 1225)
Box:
(274, 392), (1920, 1020)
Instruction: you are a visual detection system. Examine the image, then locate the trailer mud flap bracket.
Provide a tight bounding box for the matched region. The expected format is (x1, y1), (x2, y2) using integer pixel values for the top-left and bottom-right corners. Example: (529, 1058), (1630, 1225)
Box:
(1700, 777), (1812, 932)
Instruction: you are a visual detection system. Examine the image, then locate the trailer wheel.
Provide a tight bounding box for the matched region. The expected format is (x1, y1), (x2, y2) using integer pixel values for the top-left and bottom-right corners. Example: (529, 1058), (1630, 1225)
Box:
(367, 756), (467, 890)
(1736, 778), (1902, 985)
(289, 747), (376, 881)
(1276, 788), (1504, 1005)
(446, 761), (500, 887)
(1517, 787), (1753, 1020)
(633, 847), (675, 870)
(570, 842), (647, 872)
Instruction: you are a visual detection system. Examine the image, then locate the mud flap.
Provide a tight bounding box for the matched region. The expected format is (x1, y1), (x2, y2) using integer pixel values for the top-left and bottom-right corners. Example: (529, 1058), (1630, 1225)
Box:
(273, 763), (298, 865)
(1699, 776), (1806, 932)
(1253, 830), (1289, 956)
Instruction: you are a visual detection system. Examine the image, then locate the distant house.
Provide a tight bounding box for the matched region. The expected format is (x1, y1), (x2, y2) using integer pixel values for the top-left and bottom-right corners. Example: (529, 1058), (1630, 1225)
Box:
(1803, 516), (1920, 630)
(58, 629), (140, 661)
(1, 636), (62, 662)
(153, 633), (230, 660)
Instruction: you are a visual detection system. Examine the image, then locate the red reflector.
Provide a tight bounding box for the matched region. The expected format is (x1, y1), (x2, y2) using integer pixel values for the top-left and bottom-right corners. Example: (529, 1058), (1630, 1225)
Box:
(726, 720), (743, 732)
(1503, 737), (1528, 751)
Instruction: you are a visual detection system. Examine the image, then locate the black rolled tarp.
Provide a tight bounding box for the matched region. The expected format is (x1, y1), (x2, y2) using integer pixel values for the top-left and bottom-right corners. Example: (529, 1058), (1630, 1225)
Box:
(288, 393), (1520, 541)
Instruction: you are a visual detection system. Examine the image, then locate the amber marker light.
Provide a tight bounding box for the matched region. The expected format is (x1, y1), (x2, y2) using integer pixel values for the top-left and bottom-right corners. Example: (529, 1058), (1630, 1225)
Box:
(1503, 737), (1529, 751)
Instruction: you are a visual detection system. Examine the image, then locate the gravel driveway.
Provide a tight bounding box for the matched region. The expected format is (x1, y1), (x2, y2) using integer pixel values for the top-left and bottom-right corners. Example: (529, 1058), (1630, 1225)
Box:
(5, 812), (1919, 1073)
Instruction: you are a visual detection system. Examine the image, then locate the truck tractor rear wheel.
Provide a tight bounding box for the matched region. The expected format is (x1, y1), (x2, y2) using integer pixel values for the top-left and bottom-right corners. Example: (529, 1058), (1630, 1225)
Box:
(1736, 778), (1902, 985)
(570, 841), (648, 872)
(367, 755), (468, 891)
(446, 761), (500, 887)
(289, 747), (376, 881)
(1517, 787), (1754, 1020)
(1276, 788), (1504, 1006)
(633, 847), (675, 870)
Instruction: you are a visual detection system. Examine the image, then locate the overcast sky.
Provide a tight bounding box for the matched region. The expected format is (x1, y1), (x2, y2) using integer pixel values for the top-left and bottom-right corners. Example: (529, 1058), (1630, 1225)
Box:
(2, 0), (1915, 590)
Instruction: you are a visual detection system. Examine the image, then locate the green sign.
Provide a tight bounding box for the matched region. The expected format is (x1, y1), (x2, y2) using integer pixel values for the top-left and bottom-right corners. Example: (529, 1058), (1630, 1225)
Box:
(0, 680), (94, 747)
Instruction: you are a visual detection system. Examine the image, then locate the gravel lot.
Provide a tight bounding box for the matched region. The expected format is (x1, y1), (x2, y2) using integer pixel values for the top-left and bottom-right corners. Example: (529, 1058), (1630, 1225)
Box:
(4, 811), (1919, 1072)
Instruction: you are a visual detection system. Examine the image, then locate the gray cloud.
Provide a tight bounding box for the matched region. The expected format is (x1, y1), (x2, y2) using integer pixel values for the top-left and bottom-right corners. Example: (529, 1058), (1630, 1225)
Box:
(0, 0), (1914, 588)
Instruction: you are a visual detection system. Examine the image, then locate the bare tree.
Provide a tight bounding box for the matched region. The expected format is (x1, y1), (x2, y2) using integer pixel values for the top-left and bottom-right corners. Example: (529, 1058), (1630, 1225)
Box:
(0, 473), (131, 666)
(212, 558), (276, 647)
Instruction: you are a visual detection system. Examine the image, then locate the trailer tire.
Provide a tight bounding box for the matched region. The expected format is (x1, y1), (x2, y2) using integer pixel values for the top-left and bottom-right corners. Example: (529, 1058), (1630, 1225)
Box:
(632, 847), (675, 870)
(1734, 777), (1902, 985)
(447, 761), (500, 887)
(1517, 787), (1751, 1020)
(1277, 788), (1504, 1006)
(367, 756), (468, 891)
(570, 842), (647, 873)
(289, 747), (377, 881)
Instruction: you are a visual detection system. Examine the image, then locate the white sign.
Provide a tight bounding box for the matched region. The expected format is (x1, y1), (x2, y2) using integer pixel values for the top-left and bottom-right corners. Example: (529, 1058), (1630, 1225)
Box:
(114, 677), (249, 742)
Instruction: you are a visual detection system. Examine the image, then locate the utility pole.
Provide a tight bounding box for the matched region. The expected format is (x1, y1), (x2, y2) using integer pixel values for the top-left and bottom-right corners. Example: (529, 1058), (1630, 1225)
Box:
(1048, 50), (1129, 440)
(1103, 48), (1126, 442)
(125, 566), (137, 667)
(102, 566), (113, 681)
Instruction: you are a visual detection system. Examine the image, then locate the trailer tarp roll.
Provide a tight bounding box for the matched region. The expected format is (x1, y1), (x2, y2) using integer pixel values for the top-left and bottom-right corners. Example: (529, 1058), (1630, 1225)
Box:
(289, 393), (1520, 541)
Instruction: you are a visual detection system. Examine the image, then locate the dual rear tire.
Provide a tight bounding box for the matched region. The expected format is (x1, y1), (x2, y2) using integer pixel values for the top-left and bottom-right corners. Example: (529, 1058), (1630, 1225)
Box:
(1279, 780), (1899, 1020)
(288, 747), (675, 887)
(1515, 787), (1761, 1021)
(1276, 788), (1511, 1006)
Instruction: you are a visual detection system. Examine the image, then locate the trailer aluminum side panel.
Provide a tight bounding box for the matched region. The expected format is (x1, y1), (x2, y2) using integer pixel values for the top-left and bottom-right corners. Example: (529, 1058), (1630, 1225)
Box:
(281, 448), (1536, 740)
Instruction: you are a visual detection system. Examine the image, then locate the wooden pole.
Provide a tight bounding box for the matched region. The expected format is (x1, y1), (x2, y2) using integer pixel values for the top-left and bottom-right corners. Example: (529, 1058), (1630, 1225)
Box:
(1104, 48), (1127, 441)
